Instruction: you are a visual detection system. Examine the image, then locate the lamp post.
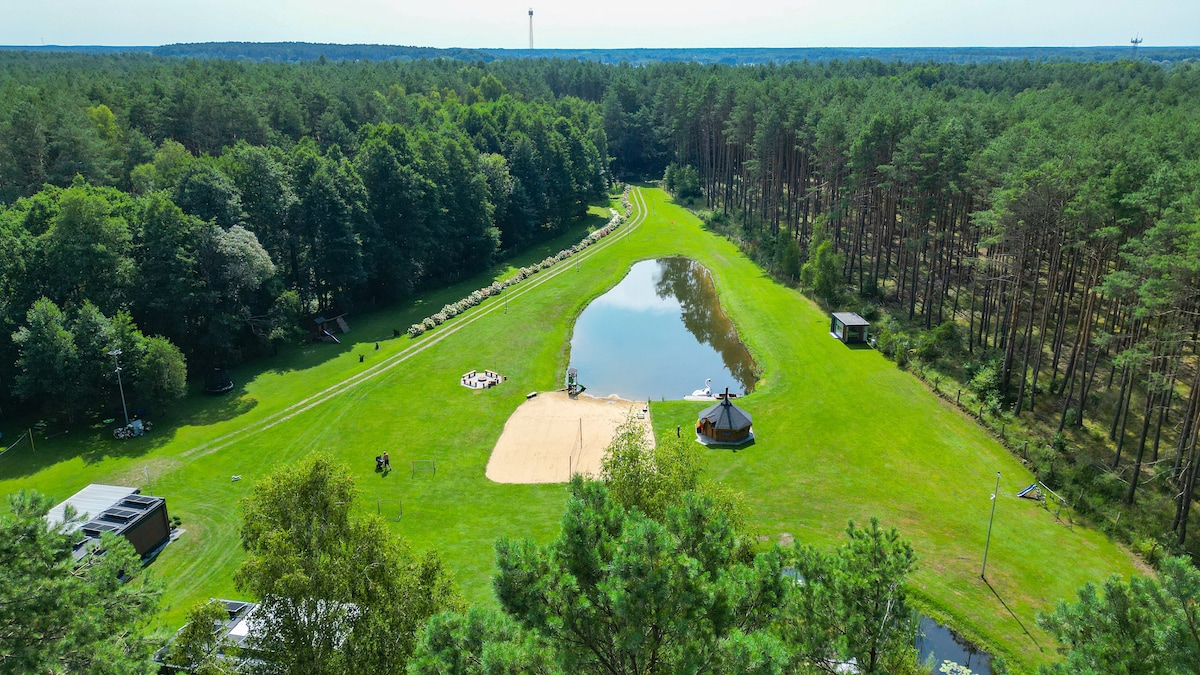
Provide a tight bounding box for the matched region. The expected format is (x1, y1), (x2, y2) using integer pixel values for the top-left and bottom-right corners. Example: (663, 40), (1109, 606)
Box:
(108, 348), (129, 426)
(981, 471), (1001, 580)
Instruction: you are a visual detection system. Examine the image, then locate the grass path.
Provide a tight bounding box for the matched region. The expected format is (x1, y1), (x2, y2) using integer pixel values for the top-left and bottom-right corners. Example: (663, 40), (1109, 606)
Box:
(0, 188), (1135, 670)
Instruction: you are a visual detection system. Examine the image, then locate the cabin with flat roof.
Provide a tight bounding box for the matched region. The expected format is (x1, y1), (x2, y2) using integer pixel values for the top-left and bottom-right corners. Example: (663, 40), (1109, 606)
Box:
(46, 484), (170, 560)
(830, 312), (870, 344)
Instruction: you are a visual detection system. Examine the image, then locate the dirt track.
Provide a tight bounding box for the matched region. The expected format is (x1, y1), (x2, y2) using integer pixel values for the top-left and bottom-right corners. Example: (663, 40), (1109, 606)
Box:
(486, 391), (653, 484)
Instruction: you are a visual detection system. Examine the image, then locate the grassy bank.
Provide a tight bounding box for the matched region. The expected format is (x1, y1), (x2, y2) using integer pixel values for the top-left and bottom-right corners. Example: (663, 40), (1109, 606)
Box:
(0, 188), (1136, 670)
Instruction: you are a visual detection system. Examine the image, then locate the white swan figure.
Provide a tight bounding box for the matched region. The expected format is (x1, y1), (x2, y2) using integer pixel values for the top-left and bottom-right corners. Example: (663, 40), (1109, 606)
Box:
(690, 378), (713, 398)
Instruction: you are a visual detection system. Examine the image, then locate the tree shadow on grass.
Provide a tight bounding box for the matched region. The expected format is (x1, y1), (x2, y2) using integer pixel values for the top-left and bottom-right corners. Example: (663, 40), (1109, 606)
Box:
(0, 378), (261, 480)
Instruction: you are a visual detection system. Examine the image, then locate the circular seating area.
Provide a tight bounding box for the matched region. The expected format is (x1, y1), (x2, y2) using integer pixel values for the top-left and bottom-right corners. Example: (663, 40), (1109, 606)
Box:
(461, 369), (504, 389)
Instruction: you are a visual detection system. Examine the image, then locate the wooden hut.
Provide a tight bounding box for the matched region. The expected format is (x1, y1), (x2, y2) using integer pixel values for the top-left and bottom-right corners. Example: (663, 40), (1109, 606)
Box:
(830, 312), (870, 344)
(696, 389), (753, 446)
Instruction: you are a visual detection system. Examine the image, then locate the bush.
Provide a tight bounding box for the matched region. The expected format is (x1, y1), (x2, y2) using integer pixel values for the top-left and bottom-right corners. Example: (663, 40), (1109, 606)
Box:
(855, 301), (881, 322)
(931, 321), (963, 356)
(968, 361), (1002, 407)
(914, 333), (942, 362)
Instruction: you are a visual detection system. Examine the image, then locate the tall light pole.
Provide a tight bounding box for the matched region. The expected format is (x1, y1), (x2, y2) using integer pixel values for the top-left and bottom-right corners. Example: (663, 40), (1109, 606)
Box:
(981, 471), (1001, 580)
(108, 348), (129, 426)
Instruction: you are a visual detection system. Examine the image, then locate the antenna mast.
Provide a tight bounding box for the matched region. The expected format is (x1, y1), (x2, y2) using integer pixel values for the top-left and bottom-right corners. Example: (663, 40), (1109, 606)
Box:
(1131, 34), (1143, 59)
(528, 8), (534, 57)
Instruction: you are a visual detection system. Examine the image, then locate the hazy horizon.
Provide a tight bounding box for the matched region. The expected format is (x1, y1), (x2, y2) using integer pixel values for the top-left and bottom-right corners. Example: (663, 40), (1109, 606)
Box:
(5, 0), (1197, 50)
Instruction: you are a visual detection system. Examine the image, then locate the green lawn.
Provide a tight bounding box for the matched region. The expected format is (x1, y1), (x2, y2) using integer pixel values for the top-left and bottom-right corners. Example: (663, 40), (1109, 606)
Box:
(0, 188), (1137, 671)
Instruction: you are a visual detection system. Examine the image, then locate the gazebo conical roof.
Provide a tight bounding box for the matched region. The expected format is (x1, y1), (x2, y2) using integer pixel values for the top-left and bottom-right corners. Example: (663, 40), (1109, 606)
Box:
(698, 394), (752, 431)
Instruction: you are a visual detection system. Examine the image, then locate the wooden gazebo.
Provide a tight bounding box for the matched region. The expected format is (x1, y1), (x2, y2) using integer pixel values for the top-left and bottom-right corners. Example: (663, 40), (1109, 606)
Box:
(696, 389), (753, 446)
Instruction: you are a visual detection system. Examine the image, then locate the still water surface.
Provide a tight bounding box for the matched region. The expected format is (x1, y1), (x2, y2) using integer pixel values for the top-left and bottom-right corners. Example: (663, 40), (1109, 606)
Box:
(917, 616), (992, 674)
(569, 257), (758, 400)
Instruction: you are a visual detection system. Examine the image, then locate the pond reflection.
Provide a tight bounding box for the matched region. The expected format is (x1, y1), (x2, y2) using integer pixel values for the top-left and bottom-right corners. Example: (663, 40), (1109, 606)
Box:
(569, 257), (758, 400)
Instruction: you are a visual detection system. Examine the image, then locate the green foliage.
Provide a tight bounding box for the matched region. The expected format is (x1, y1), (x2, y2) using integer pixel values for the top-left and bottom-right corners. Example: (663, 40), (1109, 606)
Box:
(0, 490), (162, 673)
(137, 336), (188, 405)
(493, 478), (789, 674)
(599, 417), (743, 529)
(11, 297), (81, 415)
(800, 217), (844, 306)
(235, 455), (459, 675)
(409, 608), (561, 675)
(663, 162), (701, 201)
(166, 600), (242, 675)
(0, 58), (610, 417)
(783, 518), (922, 674)
(1038, 556), (1200, 674)
(775, 231), (802, 282)
(967, 360), (1003, 413)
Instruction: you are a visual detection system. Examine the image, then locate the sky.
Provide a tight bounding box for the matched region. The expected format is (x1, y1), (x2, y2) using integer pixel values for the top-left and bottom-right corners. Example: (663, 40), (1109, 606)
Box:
(3, 0), (1197, 49)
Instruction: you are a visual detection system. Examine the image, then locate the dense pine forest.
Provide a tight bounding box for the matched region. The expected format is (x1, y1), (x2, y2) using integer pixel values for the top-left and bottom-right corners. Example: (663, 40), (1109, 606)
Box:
(1, 52), (1198, 560)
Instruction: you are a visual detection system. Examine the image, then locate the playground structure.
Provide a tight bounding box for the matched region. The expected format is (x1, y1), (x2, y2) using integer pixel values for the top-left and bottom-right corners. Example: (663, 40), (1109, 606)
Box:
(565, 367), (586, 397)
(311, 314), (350, 344)
(461, 369), (504, 389)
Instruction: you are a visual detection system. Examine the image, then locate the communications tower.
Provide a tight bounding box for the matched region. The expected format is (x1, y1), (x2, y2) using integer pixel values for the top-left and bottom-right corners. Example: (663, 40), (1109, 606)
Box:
(1131, 34), (1143, 59)
(529, 8), (534, 57)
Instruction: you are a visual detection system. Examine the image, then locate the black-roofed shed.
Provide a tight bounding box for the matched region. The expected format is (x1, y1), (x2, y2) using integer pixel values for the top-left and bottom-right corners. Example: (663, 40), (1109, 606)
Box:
(830, 312), (870, 344)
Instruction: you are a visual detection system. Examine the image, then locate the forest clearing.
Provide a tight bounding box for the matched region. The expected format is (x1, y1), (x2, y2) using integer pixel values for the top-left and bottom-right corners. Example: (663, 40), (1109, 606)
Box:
(0, 187), (1139, 671)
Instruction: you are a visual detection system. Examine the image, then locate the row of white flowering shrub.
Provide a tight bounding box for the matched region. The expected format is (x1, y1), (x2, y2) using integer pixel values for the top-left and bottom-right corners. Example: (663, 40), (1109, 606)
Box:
(408, 189), (630, 338)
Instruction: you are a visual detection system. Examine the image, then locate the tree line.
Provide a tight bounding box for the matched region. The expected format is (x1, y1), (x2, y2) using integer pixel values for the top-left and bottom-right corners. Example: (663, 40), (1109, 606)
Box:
(592, 58), (1200, 554)
(0, 53), (607, 419)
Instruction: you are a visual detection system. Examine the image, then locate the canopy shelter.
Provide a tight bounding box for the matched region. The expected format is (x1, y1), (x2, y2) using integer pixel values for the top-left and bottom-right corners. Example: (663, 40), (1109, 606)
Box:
(696, 389), (753, 446)
(830, 312), (870, 344)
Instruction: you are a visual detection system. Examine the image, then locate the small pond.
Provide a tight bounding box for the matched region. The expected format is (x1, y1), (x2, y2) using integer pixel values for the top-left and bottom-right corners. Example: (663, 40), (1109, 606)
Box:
(569, 257), (758, 400)
(917, 616), (992, 675)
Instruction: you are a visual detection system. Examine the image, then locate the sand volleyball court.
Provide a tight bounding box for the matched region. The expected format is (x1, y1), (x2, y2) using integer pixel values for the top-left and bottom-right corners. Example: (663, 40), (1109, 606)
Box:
(486, 391), (653, 483)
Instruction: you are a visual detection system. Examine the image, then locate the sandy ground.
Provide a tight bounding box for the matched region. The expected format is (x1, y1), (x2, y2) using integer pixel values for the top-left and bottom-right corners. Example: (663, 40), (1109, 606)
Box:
(486, 391), (653, 484)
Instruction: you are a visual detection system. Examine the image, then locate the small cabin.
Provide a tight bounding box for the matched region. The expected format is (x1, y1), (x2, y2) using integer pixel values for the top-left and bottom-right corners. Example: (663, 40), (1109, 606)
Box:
(695, 390), (753, 446)
(46, 484), (171, 561)
(830, 312), (870, 344)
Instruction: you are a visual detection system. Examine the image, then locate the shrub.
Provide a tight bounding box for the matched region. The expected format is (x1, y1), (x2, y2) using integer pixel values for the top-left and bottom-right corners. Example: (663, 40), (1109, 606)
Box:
(931, 321), (963, 356)
(968, 361), (1002, 404)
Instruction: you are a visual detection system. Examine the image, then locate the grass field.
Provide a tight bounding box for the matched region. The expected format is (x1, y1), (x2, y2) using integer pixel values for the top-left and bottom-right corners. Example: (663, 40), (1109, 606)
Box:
(0, 187), (1137, 671)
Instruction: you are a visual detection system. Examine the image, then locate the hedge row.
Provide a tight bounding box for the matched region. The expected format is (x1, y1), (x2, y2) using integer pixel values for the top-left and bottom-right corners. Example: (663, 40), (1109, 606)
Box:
(407, 192), (630, 338)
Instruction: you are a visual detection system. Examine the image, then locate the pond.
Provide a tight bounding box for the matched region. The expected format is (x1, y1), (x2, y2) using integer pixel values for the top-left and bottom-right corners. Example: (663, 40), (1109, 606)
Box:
(569, 257), (758, 401)
(917, 616), (993, 675)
